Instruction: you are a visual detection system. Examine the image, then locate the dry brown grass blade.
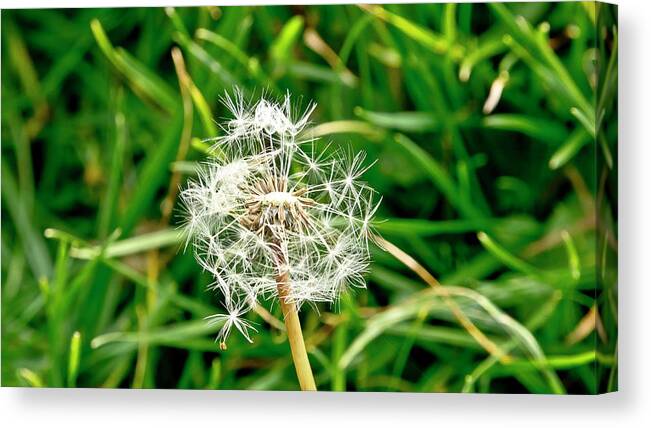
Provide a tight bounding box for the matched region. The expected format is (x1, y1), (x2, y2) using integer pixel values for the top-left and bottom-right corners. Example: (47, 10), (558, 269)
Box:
(565, 304), (608, 345)
(522, 215), (594, 258)
(374, 235), (512, 363)
(253, 304), (285, 332)
(131, 48), (196, 382)
(162, 47), (194, 225)
(564, 165), (595, 216)
(303, 27), (357, 87)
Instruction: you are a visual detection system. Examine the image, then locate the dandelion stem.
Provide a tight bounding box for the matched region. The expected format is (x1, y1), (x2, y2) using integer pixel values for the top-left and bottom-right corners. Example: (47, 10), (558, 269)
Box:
(276, 270), (317, 391)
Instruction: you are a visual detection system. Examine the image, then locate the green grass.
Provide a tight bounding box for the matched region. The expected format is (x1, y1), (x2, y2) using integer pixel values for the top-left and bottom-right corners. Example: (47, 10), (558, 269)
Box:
(1, 2), (617, 393)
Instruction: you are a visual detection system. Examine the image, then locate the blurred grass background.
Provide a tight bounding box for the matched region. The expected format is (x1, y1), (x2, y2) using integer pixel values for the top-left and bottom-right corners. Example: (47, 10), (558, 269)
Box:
(1, 2), (617, 393)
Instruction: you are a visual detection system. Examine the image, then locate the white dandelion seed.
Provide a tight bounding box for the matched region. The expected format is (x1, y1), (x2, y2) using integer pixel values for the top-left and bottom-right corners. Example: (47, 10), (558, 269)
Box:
(180, 89), (381, 347)
(205, 300), (258, 350)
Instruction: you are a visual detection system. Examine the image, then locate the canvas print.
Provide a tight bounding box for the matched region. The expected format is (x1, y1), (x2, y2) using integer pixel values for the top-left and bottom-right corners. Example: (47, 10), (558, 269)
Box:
(1, 2), (617, 393)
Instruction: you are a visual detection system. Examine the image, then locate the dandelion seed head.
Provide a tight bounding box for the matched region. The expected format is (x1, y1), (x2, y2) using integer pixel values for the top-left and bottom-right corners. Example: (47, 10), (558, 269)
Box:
(181, 89), (380, 345)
